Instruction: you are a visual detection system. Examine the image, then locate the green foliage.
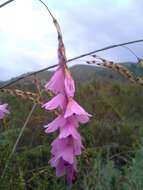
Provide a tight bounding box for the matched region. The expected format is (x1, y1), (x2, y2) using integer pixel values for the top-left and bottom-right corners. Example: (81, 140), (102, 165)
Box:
(121, 145), (143, 190)
(80, 154), (121, 190)
(1, 80), (143, 189)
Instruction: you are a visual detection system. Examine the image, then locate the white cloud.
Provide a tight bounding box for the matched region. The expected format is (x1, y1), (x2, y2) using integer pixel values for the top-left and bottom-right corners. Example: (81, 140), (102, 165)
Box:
(0, 0), (143, 80)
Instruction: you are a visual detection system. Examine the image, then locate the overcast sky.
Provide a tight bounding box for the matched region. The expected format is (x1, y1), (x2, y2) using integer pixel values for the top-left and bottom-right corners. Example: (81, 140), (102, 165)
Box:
(0, 0), (143, 80)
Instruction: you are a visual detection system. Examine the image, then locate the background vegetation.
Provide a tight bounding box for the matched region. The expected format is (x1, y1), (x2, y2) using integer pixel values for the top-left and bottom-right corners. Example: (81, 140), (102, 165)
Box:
(0, 64), (143, 190)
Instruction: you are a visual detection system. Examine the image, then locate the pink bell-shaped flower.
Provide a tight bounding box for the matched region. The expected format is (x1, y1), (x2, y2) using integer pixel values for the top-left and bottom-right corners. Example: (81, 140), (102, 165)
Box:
(0, 103), (9, 119)
(64, 99), (91, 121)
(45, 67), (65, 94)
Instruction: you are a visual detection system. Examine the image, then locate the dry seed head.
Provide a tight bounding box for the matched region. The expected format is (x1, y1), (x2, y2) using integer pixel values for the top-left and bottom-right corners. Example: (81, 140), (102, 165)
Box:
(0, 89), (42, 105)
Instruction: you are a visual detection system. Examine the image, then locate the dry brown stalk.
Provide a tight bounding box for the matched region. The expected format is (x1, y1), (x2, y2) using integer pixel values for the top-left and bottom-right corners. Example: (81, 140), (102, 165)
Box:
(0, 88), (43, 105)
(86, 55), (143, 86)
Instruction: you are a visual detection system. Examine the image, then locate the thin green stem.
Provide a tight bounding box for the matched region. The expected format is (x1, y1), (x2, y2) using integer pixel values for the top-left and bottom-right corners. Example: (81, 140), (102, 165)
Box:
(0, 103), (37, 180)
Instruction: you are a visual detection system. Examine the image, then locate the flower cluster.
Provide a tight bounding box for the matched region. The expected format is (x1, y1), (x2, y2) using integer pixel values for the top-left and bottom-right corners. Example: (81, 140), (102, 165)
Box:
(0, 103), (9, 119)
(43, 41), (91, 183)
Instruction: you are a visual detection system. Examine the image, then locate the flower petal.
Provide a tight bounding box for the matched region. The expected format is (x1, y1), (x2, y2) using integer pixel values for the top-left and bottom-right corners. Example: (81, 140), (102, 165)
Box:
(43, 93), (67, 111)
(44, 115), (66, 133)
(45, 67), (65, 94)
(51, 138), (74, 164)
(64, 70), (75, 97)
(59, 124), (80, 139)
(64, 99), (91, 120)
(0, 103), (9, 119)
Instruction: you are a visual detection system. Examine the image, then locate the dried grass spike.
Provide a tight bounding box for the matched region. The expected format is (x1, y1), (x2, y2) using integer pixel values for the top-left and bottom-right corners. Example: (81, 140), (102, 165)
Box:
(0, 89), (42, 105)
